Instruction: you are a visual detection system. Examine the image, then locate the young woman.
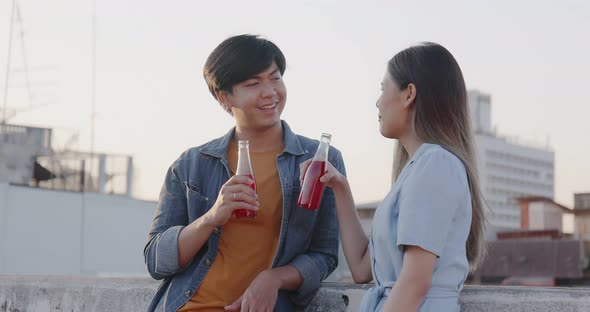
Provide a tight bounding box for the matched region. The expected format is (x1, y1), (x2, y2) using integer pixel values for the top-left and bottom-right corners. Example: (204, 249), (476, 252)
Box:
(301, 42), (486, 312)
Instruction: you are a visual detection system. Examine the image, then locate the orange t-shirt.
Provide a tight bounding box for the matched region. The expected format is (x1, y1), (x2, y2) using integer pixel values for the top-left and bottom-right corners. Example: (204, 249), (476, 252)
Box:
(178, 140), (283, 311)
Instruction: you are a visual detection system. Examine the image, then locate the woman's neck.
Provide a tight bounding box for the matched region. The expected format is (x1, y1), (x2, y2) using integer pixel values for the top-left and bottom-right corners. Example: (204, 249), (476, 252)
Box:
(399, 134), (425, 159)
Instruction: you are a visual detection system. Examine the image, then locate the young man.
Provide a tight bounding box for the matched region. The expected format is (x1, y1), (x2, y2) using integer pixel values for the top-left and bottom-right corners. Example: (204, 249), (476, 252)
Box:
(144, 34), (346, 312)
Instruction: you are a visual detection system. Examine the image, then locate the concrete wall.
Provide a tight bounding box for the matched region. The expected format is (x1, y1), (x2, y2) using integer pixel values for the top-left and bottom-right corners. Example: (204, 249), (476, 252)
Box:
(529, 201), (545, 230)
(542, 202), (563, 231)
(2, 186), (82, 275)
(575, 215), (590, 240)
(0, 183), (365, 282)
(1, 276), (590, 312)
(529, 201), (563, 232)
(0, 183), (156, 276)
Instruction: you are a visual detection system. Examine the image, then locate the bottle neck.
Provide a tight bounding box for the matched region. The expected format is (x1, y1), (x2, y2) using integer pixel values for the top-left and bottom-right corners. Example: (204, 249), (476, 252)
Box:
(236, 146), (253, 176)
(313, 140), (330, 162)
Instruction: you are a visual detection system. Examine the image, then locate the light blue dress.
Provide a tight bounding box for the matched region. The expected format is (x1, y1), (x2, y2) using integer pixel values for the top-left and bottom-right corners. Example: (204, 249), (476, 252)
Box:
(359, 143), (472, 312)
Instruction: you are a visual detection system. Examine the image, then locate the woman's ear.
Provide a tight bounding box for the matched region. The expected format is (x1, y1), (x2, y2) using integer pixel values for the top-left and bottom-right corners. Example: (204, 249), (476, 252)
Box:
(403, 83), (417, 109)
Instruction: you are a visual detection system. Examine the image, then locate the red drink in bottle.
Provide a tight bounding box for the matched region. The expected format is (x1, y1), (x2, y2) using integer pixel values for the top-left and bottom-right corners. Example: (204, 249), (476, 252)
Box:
(234, 140), (258, 218)
(234, 174), (257, 218)
(297, 133), (331, 210)
(297, 161), (327, 210)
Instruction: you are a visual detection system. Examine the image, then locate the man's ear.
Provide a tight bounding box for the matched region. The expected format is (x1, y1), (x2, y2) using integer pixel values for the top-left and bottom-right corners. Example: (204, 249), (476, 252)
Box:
(403, 83), (417, 109)
(216, 90), (232, 112)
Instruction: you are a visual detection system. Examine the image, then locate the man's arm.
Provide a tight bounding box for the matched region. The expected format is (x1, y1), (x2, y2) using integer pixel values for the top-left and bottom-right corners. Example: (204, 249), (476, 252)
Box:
(178, 175), (259, 268)
(225, 265), (302, 311)
(144, 163), (189, 280)
(145, 162), (259, 278)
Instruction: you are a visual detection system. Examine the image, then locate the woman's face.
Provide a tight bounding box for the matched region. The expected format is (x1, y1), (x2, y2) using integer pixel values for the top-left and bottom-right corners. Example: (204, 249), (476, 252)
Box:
(376, 71), (411, 139)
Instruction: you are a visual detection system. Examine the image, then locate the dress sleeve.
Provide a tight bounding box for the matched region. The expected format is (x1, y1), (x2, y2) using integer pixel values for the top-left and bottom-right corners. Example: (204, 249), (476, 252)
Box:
(396, 150), (469, 257)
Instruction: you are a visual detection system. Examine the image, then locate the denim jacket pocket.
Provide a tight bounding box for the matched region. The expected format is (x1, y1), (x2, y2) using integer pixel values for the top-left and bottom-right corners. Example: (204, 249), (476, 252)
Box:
(186, 182), (210, 221)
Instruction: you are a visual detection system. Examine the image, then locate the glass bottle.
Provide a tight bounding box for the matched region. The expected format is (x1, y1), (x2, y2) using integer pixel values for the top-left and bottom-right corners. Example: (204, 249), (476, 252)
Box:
(234, 140), (257, 218)
(297, 133), (331, 210)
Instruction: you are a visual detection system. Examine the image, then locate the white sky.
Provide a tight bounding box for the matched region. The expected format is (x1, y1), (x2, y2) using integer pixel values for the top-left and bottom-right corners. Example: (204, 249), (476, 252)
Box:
(1, 0), (589, 207)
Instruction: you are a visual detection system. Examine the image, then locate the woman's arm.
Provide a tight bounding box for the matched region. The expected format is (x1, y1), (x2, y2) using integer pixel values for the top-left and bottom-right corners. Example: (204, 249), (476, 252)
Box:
(331, 178), (373, 283)
(382, 246), (436, 312)
(300, 160), (372, 283)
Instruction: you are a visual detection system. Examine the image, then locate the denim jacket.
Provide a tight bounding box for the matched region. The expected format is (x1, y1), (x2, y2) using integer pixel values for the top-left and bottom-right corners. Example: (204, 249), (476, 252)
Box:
(144, 121), (345, 311)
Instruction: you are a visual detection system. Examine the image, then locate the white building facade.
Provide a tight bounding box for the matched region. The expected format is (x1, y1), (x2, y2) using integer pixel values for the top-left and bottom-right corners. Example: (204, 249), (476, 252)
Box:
(468, 91), (555, 236)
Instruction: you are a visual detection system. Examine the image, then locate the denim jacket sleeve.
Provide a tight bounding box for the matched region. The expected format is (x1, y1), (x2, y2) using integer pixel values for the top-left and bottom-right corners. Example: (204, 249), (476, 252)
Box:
(289, 149), (346, 305)
(144, 160), (189, 280)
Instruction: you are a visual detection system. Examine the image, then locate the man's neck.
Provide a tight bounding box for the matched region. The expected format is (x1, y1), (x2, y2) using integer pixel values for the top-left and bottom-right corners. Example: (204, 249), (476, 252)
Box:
(234, 123), (284, 153)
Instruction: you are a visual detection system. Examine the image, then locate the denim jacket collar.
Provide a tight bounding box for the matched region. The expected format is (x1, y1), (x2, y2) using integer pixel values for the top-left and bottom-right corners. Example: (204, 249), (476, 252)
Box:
(199, 120), (305, 159)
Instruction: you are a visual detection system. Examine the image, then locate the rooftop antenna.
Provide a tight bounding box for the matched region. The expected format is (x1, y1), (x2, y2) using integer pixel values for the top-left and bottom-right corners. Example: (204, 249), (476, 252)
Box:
(80, 0), (98, 274)
(90, 0), (97, 156)
(15, 2), (33, 109)
(1, 0), (48, 123)
(2, 0), (17, 125)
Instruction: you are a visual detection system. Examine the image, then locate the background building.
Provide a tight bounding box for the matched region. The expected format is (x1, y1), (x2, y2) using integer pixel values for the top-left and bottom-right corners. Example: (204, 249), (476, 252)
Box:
(474, 195), (590, 286)
(0, 123), (152, 276)
(468, 90), (555, 238)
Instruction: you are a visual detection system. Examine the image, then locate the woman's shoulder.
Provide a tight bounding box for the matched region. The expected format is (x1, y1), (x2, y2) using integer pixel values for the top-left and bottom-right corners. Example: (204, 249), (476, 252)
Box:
(409, 143), (469, 189)
(417, 144), (465, 170)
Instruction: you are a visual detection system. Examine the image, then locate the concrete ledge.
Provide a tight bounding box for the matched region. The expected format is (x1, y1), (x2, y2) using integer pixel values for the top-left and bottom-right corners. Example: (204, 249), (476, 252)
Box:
(0, 276), (154, 312)
(1, 276), (590, 311)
